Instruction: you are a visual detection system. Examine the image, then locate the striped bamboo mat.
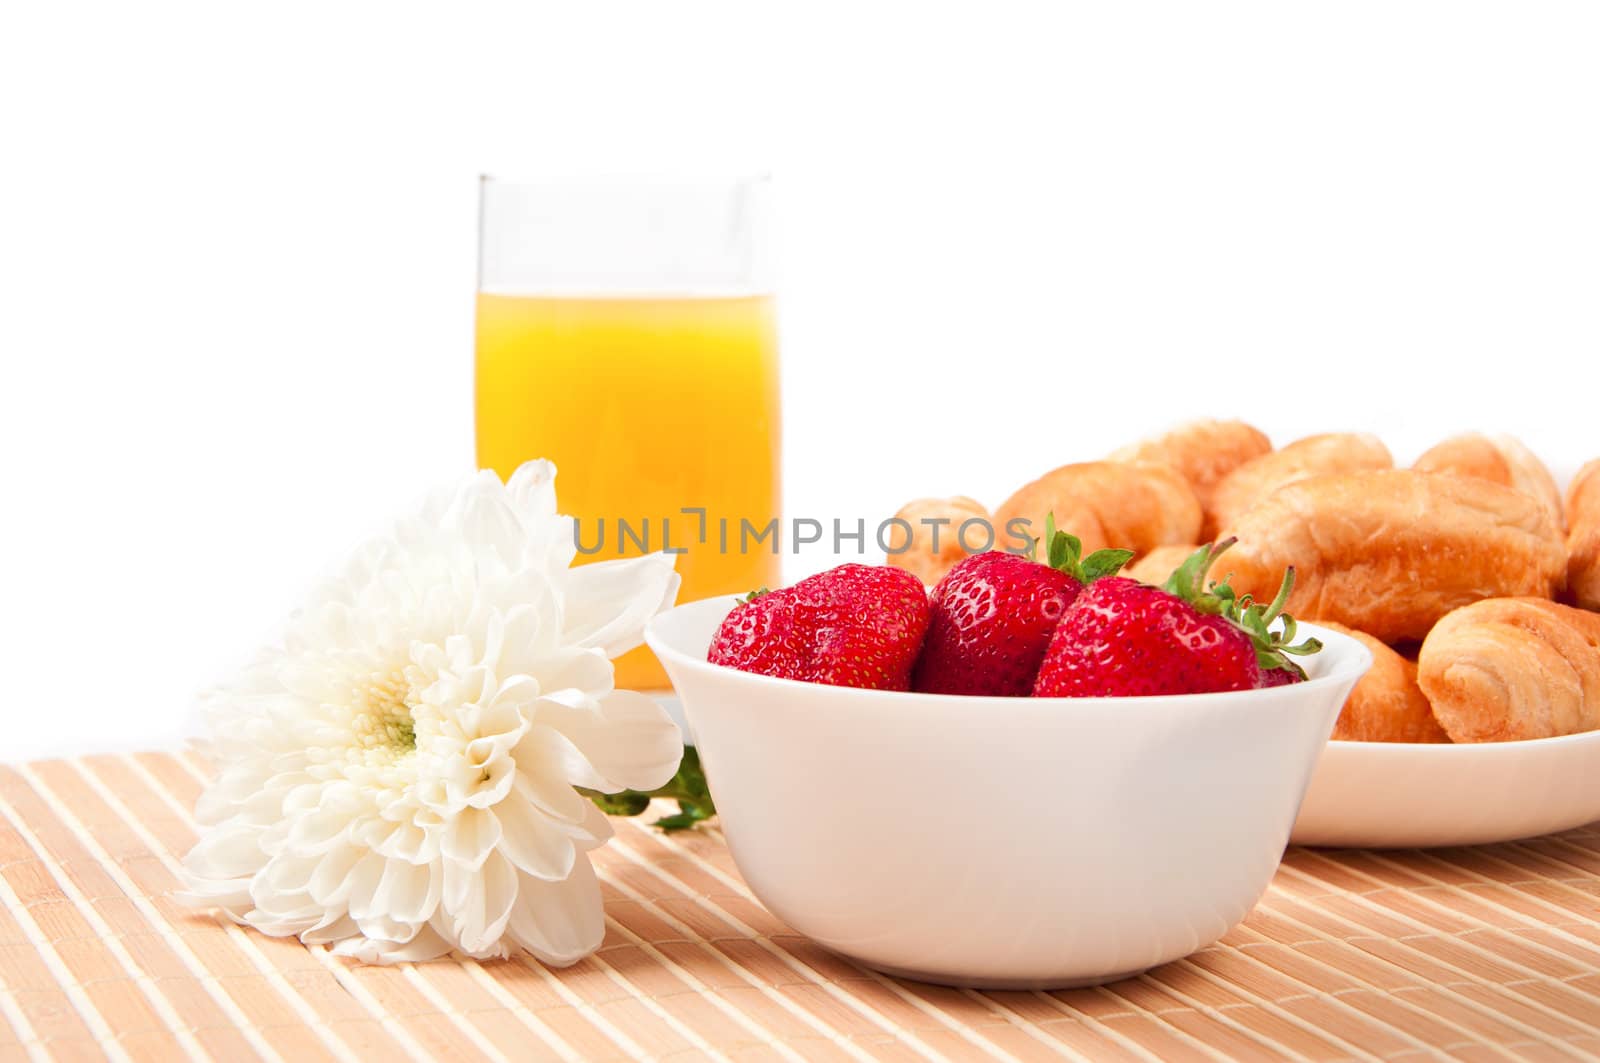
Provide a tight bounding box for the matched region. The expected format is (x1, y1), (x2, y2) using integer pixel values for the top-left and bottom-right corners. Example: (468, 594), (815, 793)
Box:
(2, 754), (1600, 1062)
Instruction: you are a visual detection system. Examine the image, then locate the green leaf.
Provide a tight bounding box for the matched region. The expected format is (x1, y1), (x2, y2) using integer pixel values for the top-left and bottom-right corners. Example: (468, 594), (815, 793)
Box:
(1043, 513), (1073, 572)
(1163, 540), (1232, 599)
(653, 800), (716, 832)
(1261, 566), (1296, 624)
(1154, 539), (1324, 676)
(1042, 511), (1112, 582)
(586, 791), (651, 817)
(1079, 548), (1134, 582)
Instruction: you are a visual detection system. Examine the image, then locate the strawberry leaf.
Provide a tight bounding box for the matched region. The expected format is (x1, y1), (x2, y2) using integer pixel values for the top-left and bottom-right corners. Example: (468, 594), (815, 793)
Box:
(1160, 541), (1322, 677)
(1041, 511), (1131, 584)
(1045, 514), (1078, 571)
(1163, 540), (1236, 601)
(1080, 549), (1135, 582)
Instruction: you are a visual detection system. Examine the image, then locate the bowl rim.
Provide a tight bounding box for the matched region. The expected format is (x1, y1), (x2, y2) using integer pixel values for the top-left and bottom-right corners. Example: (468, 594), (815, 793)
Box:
(645, 593), (1374, 710)
(1321, 728), (1600, 754)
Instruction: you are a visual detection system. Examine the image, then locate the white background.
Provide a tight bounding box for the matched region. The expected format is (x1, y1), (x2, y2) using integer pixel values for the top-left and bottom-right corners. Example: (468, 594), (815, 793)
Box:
(3, 2), (1597, 759)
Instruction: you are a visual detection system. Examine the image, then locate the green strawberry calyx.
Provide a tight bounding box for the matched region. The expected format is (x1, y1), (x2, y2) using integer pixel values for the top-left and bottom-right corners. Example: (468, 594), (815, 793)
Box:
(1032, 513), (1135, 584)
(1160, 539), (1323, 679)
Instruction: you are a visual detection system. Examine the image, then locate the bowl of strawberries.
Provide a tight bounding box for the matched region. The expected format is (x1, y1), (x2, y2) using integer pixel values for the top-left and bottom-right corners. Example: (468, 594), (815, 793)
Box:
(644, 532), (1372, 989)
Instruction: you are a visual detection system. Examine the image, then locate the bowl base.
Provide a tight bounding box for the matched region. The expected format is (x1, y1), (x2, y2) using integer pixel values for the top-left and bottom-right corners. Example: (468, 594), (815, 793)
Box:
(861, 959), (1152, 992)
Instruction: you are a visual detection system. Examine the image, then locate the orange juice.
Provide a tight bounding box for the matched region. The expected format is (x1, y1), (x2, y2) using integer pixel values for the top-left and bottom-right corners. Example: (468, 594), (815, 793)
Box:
(475, 293), (782, 689)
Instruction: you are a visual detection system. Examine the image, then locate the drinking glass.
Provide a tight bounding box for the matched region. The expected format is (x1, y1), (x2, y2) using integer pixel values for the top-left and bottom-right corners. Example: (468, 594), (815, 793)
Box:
(476, 176), (782, 690)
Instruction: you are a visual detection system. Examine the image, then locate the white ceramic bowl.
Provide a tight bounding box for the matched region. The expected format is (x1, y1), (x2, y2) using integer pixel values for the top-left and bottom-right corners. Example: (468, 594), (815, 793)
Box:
(645, 597), (1372, 989)
(1291, 730), (1600, 848)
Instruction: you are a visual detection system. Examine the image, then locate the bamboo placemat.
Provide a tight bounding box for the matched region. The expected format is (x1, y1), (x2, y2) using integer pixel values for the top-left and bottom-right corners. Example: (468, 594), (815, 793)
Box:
(2, 754), (1599, 1062)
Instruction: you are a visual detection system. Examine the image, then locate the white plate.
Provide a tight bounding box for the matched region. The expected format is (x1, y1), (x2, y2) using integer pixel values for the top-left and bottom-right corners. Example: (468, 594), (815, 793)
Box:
(1290, 730), (1600, 848)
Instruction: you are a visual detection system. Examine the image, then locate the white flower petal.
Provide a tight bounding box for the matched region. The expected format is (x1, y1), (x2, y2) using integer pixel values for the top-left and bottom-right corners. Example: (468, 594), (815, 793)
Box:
(332, 923), (452, 965)
(528, 649), (614, 700)
(343, 852), (390, 922)
(508, 736), (598, 826)
(286, 809), (353, 855)
(461, 941), (513, 962)
(441, 807), (502, 871)
(493, 792), (578, 882)
(371, 819), (436, 865)
(356, 857), (436, 935)
(443, 850), (520, 955)
(560, 553), (681, 659)
(300, 914), (359, 945)
(513, 725), (611, 795)
(355, 913), (421, 945)
(307, 846), (365, 908)
(256, 852), (317, 901)
(448, 471), (528, 565)
(533, 690), (683, 794)
(185, 821), (269, 881)
(529, 516), (579, 586)
(481, 581), (564, 675)
(194, 762), (271, 825)
(384, 862), (441, 925)
(505, 856), (606, 967)
(553, 797), (616, 853)
(480, 675), (539, 736)
(462, 748), (517, 810)
(504, 460), (558, 520)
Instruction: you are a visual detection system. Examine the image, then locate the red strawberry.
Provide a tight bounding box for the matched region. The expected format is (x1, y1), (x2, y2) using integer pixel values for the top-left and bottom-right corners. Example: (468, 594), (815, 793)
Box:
(912, 523), (1134, 696)
(1257, 666), (1302, 688)
(707, 564), (931, 690)
(1032, 541), (1319, 697)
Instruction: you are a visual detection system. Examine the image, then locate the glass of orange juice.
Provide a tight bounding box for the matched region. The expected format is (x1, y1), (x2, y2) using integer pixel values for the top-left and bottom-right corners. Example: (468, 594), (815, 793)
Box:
(475, 176), (781, 691)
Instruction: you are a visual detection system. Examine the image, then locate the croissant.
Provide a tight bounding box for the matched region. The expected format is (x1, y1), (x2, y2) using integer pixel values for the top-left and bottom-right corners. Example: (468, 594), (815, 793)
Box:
(1315, 621), (1448, 743)
(1566, 459), (1600, 611)
(1412, 433), (1564, 534)
(1124, 543), (1200, 586)
(994, 461), (1201, 557)
(1418, 598), (1600, 742)
(1221, 470), (1567, 642)
(1209, 433), (1392, 534)
(885, 496), (992, 585)
(1108, 420), (1272, 522)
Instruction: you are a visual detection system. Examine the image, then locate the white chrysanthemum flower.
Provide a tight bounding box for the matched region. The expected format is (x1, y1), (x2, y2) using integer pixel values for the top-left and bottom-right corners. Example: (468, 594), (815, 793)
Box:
(181, 461), (683, 965)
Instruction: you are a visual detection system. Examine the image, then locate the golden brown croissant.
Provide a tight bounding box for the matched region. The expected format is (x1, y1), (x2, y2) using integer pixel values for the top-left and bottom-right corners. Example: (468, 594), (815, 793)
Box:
(1566, 459), (1600, 611)
(1315, 621), (1448, 742)
(1412, 433), (1564, 533)
(1108, 420), (1272, 520)
(994, 461), (1201, 557)
(1209, 433), (1392, 534)
(1418, 598), (1600, 742)
(1220, 470), (1567, 643)
(885, 496), (992, 585)
(992, 457), (1203, 557)
(1124, 543), (1200, 586)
